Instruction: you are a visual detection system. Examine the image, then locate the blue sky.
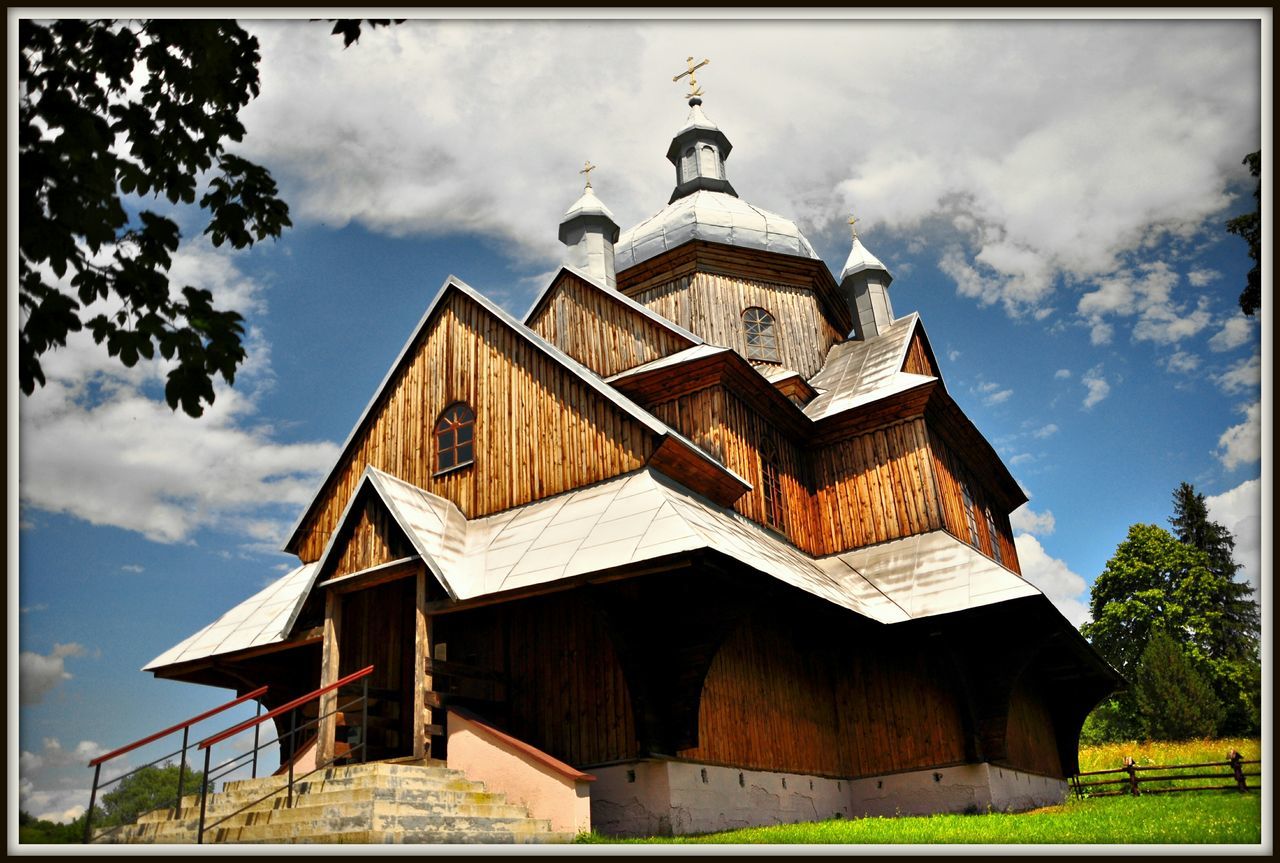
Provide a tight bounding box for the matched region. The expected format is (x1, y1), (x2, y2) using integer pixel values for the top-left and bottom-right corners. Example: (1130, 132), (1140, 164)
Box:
(12, 13), (1268, 823)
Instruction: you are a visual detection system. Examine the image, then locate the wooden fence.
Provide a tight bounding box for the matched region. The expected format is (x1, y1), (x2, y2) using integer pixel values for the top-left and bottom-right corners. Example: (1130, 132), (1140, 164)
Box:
(1071, 750), (1261, 798)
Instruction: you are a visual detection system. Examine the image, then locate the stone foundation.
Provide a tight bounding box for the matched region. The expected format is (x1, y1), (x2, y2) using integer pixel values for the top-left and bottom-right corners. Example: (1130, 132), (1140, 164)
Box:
(590, 759), (1067, 836)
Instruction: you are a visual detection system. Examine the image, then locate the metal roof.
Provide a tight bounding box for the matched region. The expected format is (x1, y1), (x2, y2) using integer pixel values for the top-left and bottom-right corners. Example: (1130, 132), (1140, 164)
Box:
(840, 233), (893, 283)
(614, 190), (820, 271)
(142, 563), (318, 670)
(804, 313), (931, 420)
(150, 468), (1043, 672)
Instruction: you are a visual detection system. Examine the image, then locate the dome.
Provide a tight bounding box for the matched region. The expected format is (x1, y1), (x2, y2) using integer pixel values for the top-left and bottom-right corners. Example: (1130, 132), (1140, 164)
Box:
(614, 190), (821, 271)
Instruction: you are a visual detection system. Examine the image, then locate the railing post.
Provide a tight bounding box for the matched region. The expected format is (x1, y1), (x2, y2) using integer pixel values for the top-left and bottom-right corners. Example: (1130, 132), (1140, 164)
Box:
(252, 701), (262, 779)
(361, 677), (369, 764)
(197, 747), (211, 844)
(287, 708), (297, 807)
(83, 763), (102, 844)
(177, 726), (189, 808)
(1229, 750), (1247, 792)
(1124, 756), (1139, 796)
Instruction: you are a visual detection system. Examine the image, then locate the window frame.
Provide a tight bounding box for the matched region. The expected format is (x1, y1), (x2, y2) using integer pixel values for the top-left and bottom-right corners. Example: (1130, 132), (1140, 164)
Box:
(759, 437), (786, 533)
(984, 507), (1005, 565)
(742, 306), (782, 363)
(434, 402), (476, 476)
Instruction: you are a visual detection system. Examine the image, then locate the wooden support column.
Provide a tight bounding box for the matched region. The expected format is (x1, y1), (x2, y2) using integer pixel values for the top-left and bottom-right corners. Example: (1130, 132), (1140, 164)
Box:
(316, 589), (342, 765)
(412, 565), (432, 759)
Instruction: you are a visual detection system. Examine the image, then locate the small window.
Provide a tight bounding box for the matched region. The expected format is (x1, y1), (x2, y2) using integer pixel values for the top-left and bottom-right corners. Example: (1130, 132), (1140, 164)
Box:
(698, 144), (717, 178)
(960, 480), (981, 549)
(760, 438), (786, 532)
(435, 403), (475, 473)
(682, 147), (697, 183)
(985, 508), (1005, 565)
(742, 307), (781, 363)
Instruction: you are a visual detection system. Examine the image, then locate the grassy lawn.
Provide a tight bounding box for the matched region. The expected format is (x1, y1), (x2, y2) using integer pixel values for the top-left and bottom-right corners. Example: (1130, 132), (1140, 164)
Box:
(579, 739), (1263, 845)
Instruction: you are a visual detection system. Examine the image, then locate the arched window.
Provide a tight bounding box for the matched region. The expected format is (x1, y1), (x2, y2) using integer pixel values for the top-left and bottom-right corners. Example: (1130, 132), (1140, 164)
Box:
(742, 307), (781, 362)
(985, 507), (1005, 565)
(760, 438), (786, 532)
(698, 144), (717, 178)
(682, 147), (697, 183)
(435, 403), (475, 472)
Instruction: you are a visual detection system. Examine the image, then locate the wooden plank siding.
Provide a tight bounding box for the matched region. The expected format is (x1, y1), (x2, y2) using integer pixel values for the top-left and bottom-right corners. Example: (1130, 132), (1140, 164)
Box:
(681, 615), (969, 778)
(526, 271), (695, 378)
(649, 387), (819, 552)
(328, 495), (416, 580)
(293, 291), (655, 562)
(902, 329), (938, 377)
(1002, 677), (1064, 778)
(811, 418), (945, 555)
(435, 592), (639, 767)
(928, 429), (1021, 574)
(629, 272), (844, 378)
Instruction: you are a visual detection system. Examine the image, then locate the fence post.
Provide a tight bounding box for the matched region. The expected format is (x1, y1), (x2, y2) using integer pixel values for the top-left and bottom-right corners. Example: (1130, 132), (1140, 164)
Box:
(197, 747), (211, 845)
(287, 708), (297, 807)
(1124, 756), (1140, 796)
(361, 677), (369, 764)
(177, 726), (189, 808)
(1229, 750), (1247, 792)
(251, 701), (262, 779)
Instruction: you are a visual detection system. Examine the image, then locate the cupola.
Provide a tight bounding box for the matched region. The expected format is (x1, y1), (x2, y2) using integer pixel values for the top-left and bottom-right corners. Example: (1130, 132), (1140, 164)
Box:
(558, 161), (620, 289)
(838, 216), (895, 340)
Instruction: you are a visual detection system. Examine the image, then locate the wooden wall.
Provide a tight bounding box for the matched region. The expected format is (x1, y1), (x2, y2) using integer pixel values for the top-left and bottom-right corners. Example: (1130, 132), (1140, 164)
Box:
(649, 387), (819, 549)
(929, 430), (1020, 573)
(1002, 676), (1064, 778)
(292, 290), (654, 562)
(436, 592), (639, 768)
(630, 273), (843, 378)
(327, 494), (416, 579)
(681, 614), (969, 778)
(526, 272), (693, 378)
(902, 330), (938, 377)
(811, 418), (945, 555)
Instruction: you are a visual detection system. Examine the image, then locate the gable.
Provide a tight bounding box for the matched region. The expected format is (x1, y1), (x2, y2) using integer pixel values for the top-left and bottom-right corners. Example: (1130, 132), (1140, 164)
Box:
(288, 285), (660, 561)
(321, 487), (417, 582)
(902, 325), (941, 379)
(525, 268), (699, 377)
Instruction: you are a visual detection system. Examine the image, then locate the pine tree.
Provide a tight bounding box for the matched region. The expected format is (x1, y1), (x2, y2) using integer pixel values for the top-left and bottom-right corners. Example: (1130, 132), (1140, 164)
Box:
(1133, 629), (1223, 740)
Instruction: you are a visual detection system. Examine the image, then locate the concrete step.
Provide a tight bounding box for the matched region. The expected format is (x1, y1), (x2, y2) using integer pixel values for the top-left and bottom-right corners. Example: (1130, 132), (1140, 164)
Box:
(137, 784), (511, 824)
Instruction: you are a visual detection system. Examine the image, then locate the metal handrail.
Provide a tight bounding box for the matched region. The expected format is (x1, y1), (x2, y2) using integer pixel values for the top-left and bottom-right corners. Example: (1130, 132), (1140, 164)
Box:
(83, 685), (268, 844)
(194, 666), (375, 844)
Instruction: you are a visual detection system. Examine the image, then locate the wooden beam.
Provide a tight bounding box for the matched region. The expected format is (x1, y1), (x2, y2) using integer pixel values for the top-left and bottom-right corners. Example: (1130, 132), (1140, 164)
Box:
(316, 590), (342, 764)
(413, 565), (430, 759)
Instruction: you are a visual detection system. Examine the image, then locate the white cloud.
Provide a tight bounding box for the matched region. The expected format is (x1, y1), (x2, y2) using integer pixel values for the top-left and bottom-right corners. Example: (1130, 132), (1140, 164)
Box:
(1208, 315), (1253, 352)
(1053, 369), (1071, 380)
(1163, 350), (1200, 375)
(1010, 507), (1056, 536)
(1205, 478), (1262, 601)
(1010, 452), (1035, 466)
(1187, 268), (1220, 287)
(1214, 351), (1261, 395)
(975, 380), (1013, 406)
(19, 643), (87, 705)
(21, 603), (48, 614)
(1081, 365), (1111, 409)
(19, 249), (341, 546)
(1015, 534), (1089, 627)
(1031, 423), (1059, 439)
(1076, 262), (1212, 347)
(120, 564), (145, 573)
(226, 19), (1257, 312)
(947, 349), (962, 362)
(1216, 402), (1261, 471)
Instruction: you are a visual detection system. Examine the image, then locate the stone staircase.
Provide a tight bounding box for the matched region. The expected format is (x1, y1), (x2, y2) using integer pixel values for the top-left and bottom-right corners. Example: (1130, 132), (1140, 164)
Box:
(92, 762), (575, 844)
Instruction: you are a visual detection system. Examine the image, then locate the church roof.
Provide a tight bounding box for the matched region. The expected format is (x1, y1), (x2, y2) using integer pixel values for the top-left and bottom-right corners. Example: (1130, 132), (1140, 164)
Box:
(614, 190), (820, 271)
(149, 467), (1041, 672)
(142, 562), (318, 670)
(523, 265), (704, 348)
(804, 313), (930, 420)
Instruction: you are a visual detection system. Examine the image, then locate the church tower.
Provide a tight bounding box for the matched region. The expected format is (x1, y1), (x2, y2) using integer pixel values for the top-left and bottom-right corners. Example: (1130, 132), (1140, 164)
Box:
(839, 216), (896, 340)
(558, 161), (620, 289)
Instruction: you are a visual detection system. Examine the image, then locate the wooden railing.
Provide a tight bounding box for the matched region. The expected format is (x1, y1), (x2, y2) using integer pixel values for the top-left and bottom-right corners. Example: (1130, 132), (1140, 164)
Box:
(83, 686), (269, 843)
(1071, 750), (1261, 798)
(423, 656), (509, 745)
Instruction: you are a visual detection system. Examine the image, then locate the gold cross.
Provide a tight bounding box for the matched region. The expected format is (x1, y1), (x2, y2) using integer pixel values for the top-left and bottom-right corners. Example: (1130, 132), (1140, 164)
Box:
(672, 56), (710, 99)
(848, 214), (860, 239)
(579, 160), (596, 189)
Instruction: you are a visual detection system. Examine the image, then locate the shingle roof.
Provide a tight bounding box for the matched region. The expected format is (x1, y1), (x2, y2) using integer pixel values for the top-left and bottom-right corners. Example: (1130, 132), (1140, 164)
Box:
(804, 313), (933, 420)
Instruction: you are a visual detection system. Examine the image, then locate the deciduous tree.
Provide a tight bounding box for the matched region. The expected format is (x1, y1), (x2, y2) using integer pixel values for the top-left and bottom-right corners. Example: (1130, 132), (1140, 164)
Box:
(1226, 151), (1260, 316)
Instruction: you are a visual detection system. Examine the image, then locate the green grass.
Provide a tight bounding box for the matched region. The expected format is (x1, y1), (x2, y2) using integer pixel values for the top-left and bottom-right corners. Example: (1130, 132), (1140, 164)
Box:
(576, 794), (1262, 845)
(579, 738), (1263, 845)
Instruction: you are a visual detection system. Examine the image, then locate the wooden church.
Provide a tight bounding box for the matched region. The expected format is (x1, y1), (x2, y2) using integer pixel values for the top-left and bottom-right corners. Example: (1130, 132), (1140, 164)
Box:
(146, 73), (1120, 835)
